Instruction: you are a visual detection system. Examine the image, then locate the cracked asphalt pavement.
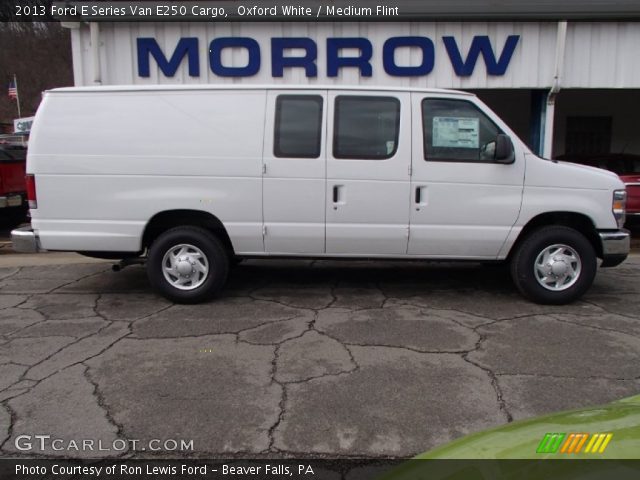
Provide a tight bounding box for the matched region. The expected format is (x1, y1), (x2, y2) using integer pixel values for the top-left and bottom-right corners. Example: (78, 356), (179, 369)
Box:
(0, 254), (639, 458)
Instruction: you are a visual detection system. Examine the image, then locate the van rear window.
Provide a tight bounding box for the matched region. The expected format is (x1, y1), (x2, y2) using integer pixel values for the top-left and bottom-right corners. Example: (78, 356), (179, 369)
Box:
(274, 95), (323, 158)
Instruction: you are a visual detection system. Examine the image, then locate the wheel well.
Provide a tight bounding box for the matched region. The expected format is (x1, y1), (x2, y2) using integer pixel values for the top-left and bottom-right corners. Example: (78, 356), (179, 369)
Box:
(510, 212), (602, 259)
(142, 210), (235, 255)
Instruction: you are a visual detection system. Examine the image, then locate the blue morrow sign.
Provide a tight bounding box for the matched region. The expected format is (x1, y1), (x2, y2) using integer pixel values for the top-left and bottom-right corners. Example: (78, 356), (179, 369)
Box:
(137, 35), (520, 78)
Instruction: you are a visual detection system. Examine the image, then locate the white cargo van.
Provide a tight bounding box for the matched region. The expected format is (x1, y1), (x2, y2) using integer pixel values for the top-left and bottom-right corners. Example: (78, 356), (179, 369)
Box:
(12, 85), (630, 304)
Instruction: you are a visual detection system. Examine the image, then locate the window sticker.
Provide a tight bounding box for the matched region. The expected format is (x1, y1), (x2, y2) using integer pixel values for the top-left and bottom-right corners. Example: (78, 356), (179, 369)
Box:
(432, 117), (479, 149)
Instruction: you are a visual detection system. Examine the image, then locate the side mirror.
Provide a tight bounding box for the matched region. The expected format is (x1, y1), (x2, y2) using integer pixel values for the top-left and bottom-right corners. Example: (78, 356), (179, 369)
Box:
(495, 134), (515, 164)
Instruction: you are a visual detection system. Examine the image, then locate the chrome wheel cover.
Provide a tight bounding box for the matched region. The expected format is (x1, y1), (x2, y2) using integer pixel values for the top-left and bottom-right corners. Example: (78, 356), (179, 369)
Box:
(162, 243), (209, 290)
(534, 244), (582, 291)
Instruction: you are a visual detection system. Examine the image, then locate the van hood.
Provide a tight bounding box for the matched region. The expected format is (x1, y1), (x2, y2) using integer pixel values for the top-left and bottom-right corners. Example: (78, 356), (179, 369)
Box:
(557, 160), (622, 182)
(526, 155), (625, 191)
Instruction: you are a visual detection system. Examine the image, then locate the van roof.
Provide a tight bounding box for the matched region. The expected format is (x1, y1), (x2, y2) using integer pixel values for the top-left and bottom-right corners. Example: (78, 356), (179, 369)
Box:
(48, 84), (475, 96)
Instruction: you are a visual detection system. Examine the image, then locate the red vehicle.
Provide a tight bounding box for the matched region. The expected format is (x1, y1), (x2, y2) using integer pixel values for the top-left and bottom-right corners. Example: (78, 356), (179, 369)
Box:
(0, 143), (27, 218)
(557, 153), (640, 223)
(622, 173), (640, 222)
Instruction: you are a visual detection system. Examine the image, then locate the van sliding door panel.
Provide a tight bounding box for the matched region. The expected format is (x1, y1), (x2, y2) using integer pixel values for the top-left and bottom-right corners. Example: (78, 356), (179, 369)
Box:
(263, 91), (327, 254)
(326, 92), (411, 255)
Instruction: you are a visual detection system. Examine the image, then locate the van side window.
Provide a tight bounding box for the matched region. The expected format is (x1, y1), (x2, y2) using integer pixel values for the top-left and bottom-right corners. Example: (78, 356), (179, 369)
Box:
(422, 99), (501, 163)
(334, 96), (400, 159)
(274, 95), (323, 158)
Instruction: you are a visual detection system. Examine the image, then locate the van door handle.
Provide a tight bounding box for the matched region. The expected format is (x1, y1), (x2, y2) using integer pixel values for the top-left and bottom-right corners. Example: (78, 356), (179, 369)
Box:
(332, 185), (344, 209)
(415, 186), (427, 210)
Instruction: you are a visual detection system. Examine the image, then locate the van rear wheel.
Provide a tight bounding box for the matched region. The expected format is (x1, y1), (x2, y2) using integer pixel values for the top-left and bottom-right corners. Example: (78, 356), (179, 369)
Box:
(147, 226), (229, 303)
(510, 226), (597, 304)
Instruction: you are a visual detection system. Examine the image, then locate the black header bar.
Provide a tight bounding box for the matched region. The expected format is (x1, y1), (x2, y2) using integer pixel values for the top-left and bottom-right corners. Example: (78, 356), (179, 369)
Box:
(7, 0), (640, 22)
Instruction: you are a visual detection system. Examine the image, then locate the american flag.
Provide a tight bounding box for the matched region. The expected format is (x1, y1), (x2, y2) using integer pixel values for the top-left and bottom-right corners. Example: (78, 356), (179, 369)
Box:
(8, 79), (17, 100)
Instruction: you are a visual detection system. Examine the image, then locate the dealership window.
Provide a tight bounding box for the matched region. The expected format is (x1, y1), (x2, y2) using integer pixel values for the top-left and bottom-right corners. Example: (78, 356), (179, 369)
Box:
(274, 95), (323, 158)
(422, 98), (501, 162)
(333, 96), (400, 159)
(565, 116), (612, 156)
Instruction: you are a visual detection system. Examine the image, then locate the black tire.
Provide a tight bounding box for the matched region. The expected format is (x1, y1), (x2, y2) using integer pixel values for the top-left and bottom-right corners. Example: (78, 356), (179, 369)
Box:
(510, 226), (597, 305)
(147, 226), (229, 304)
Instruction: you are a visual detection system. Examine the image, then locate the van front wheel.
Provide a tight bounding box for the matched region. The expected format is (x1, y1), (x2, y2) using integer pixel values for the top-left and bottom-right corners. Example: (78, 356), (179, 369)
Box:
(510, 226), (597, 304)
(147, 226), (229, 303)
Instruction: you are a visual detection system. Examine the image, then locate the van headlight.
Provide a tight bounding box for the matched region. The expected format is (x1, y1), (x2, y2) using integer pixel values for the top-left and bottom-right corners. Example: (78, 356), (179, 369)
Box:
(612, 189), (627, 229)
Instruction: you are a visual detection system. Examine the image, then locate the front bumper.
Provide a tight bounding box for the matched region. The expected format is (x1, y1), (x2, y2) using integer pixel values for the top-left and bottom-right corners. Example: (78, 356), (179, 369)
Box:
(11, 226), (41, 253)
(599, 229), (630, 267)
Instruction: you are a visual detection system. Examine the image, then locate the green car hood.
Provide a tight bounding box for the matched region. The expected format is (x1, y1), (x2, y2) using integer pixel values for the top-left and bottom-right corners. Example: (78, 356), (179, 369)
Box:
(381, 395), (640, 480)
(417, 394), (640, 459)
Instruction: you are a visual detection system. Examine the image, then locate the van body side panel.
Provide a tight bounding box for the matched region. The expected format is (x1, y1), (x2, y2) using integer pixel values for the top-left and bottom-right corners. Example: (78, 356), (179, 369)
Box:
(517, 155), (621, 230)
(29, 90), (266, 253)
(497, 155), (623, 259)
(32, 176), (260, 251)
